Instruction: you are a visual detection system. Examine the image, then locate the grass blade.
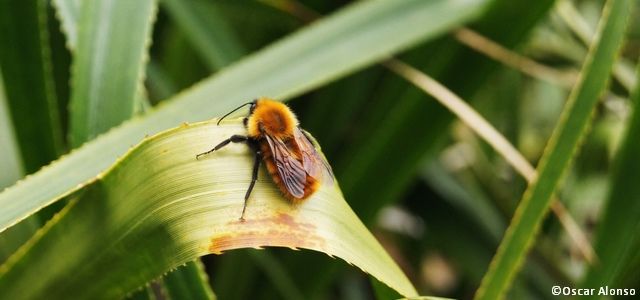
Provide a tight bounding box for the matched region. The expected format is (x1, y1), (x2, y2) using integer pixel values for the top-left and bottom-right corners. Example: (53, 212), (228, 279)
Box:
(384, 59), (595, 263)
(0, 0), (489, 233)
(62, 0), (212, 297)
(335, 0), (556, 223)
(69, 0), (157, 145)
(163, 261), (216, 300)
(0, 75), (41, 264)
(581, 60), (640, 292)
(51, 0), (79, 50)
(0, 0), (63, 172)
(555, 0), (637, 92)
(0, 76), (24, 188)
(0, 120), (417, 299)
(474, 0), (633, 298)
(0, 0), (63, 262)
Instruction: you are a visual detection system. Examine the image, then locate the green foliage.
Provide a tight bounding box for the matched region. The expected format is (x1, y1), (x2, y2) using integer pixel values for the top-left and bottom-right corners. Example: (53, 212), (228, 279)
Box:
(475, 0), (633, 298)
(69, 0), (156, 145)
(581, 54), (640, 294)
(0, 0), (639, 299)
(0, 120), (417, 299)
(0, 0), (63, 172)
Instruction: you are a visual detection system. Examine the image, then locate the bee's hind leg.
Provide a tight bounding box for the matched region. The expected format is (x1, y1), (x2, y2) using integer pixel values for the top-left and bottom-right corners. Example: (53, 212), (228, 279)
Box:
(196, 134), (248, 160)
(240, 149), (261, 221)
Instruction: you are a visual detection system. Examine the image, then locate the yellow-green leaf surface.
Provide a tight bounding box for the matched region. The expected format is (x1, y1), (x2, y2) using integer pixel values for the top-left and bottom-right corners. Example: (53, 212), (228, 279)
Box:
(0, 120), (417, 299)
(0, 0), (488, 233)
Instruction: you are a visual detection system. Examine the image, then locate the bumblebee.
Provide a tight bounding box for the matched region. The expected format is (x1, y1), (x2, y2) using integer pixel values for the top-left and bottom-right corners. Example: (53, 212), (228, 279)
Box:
(197, 97), (333, 220)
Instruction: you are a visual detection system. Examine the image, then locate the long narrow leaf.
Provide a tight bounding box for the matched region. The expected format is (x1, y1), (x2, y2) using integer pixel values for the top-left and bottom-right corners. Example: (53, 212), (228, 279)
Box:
(0, 0), (489, 233)
(581, 60), (640, 292)
(0, 0), (62, 263)
(0, 76), (23, 188)
(163, 261), (216, 300)
(336, 0), (556, 223)
(0, 120), (417, 299)
(0, 75), (40, 264)
(474, 0), (632, 299)
(0, 0), (63, 172)
(61, 1), (209, 298)
(68, 0), (157, 145)
(51, 0), (79, 50)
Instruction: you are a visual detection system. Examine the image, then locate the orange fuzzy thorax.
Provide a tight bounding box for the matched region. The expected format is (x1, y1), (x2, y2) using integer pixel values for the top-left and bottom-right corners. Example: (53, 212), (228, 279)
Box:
(247, 98), (298, 139)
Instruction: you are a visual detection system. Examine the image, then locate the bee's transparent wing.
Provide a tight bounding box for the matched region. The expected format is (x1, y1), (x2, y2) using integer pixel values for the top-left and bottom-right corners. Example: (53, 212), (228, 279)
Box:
(265, 135), (306, 198)
(294, 128), (334, 185)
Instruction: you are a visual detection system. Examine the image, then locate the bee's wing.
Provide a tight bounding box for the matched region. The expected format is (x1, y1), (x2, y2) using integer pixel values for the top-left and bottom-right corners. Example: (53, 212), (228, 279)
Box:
(265, 134), (306, 198)
(294, 128), (334, 185)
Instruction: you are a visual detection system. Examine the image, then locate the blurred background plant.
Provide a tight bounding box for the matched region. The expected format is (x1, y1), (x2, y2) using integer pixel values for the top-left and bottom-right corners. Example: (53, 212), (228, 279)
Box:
(0, 0), (639, 299)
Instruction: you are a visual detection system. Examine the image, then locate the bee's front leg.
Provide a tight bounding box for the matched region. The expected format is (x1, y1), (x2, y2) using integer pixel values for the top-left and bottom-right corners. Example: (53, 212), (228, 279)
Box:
(195, 135), (248, 160)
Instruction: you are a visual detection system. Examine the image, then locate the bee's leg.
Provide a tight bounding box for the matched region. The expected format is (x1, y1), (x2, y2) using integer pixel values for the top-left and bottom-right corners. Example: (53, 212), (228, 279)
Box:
(196, 135), (248, 160)
(240, 149), (261, 221)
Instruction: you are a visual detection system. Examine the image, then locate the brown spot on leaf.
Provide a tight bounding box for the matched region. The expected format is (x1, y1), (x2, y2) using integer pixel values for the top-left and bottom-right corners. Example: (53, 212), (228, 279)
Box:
(209, 213), (325, 254)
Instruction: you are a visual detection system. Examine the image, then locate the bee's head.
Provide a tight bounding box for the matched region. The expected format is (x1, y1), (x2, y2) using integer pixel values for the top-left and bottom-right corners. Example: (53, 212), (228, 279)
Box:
(249, 99), (258, 115)
(217, 99), (259, 126)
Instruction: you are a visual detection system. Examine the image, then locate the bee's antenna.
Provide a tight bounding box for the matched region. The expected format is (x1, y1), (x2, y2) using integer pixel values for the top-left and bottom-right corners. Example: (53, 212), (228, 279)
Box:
(217, 102), (253, 125)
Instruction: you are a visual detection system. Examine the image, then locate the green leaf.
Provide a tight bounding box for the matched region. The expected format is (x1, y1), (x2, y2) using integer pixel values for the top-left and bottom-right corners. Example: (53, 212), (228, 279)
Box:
(61, 0), (213, 297)
(161, 0), (244, 69)
(0, 0), (63, 173)
(51, 0), (79, 50)
(0, 0), (64, 264)
(581, 56), (640, 292)
(555, 0), (638, 92)
(0, 77), (40, 264)
(0, 0), (489, 233)
(0, 120), (417, 299)
(335, 0), (557, 223)
(474, 0), (633, 299)
(247, 1), (557, 296)
(68, 0), (157, 145)
(163, 261), (216, 300)
(0, 75), (24, 188)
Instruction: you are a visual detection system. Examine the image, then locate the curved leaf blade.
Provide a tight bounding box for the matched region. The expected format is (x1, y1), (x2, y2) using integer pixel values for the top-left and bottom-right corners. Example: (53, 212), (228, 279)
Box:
(474, 0), (633, 299)
(0, 120), (417, 299)
(0, 0), (489, 233)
